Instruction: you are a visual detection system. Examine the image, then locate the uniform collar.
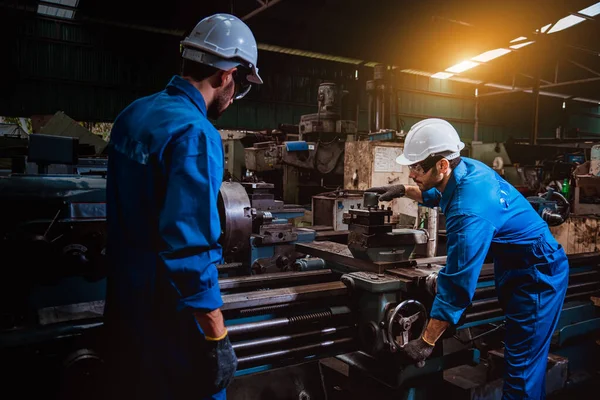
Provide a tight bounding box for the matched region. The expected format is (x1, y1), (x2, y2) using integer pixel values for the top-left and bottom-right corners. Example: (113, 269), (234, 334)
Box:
(166, 75), (207, 116)
(439, 159), (466, 212)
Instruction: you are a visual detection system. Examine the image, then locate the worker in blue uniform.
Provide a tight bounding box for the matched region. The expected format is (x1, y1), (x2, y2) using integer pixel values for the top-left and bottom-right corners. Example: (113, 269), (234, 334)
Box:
(103, 14), (263, 400)
(368, 118), (569, 399)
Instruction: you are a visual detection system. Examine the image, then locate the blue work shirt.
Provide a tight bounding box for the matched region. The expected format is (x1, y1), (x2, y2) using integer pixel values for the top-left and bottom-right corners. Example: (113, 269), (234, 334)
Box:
(421, 157), (563, 324)
(104, 75), (225, 399)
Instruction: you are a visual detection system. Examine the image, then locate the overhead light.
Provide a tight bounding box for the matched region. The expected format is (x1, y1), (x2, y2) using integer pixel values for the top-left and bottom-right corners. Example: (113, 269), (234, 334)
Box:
(579, 2), (600, 17)
(562, 101), (566, 109)
(540, 23), (552, 33)
(37, 0), (79, 20)
(471, 48), (512, 63)
(446, 60), (479, 73)
(510, 36), (527, 43)
(510, 41), (535, 49)
(431, 72), (453, 79)
(475, 88), (479, 97)
(547, 15), (586, 33)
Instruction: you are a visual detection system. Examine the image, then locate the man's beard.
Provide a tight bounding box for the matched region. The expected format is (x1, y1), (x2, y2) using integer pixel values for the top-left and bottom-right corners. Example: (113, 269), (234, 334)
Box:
(207, 80), (235, 120)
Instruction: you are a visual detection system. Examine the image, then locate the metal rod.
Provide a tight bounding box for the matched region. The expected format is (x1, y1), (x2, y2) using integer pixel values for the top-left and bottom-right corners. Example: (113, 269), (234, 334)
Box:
(466, 285), (600, 321)
(474, 86), (479, 141)
(241, 0), (283, 21)
(227, 306), (352, 336)
(219, 269), (334, 290)
(236, 337), (355, 366)
(216, 262), (243, 271)
(540, 76), (600, 89)
(221, 281), (348, 311)
(531, 72), (540, 145)
(232, 325), (354, 352)
(567, 59), (600, 77)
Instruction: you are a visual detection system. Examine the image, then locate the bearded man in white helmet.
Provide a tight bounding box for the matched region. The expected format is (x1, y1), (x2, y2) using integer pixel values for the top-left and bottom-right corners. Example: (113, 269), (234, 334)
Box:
(104, 14), (262, 400)
(367, 118), (569, 400)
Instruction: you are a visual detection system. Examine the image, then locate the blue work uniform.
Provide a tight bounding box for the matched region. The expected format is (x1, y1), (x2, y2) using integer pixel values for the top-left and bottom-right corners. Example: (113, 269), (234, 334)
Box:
(421, 157), (569, 400)
(104, 76), (226, 400)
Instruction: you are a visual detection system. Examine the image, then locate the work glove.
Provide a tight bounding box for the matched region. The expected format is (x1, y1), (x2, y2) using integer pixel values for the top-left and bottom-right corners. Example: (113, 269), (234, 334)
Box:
(402, 336), (435, 368)
(366, 184), (406, 202)
(204, 333), (238, 393)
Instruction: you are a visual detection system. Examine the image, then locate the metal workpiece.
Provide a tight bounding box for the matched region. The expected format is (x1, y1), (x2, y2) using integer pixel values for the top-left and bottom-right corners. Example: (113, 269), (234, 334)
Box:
(221, 281), (349, 311)
(219, 181), (252, 257)
(219, 269), (336, 291)
(227, 306), (353, 337)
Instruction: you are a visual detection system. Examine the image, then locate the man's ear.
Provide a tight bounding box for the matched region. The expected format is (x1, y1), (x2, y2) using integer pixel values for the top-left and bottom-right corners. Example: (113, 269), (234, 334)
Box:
(218, 68), (236, 88)
(439, 158), (450, 173)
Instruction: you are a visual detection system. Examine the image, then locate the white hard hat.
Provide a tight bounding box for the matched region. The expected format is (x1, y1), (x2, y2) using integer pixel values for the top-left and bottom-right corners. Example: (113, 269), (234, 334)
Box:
(181, 13), (263, 85)
(396, 118), (465, 165)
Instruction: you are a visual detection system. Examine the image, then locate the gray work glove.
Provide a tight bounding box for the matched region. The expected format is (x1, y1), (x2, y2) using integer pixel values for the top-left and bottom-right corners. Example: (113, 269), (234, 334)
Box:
(402, 337), (434, 368)
(205, 334), (238, 393)
(366, 184), (406, 202)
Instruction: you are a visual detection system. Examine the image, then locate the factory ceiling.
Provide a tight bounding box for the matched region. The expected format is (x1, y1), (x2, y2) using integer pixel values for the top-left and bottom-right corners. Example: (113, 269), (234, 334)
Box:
(5, 0), (600, 102)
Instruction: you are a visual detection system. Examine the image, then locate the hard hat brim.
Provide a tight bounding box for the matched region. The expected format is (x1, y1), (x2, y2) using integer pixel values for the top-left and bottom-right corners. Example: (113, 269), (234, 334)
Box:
(248, 68), (263, 85)
(395, 153), (415, 166)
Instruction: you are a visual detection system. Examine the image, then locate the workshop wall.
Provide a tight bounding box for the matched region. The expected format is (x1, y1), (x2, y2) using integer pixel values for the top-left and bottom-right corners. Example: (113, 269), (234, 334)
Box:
(2, 12), (600, 143)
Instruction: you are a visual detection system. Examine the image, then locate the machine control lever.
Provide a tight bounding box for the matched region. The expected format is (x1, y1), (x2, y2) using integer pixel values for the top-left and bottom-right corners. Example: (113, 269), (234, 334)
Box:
(385, 299), (427, 353)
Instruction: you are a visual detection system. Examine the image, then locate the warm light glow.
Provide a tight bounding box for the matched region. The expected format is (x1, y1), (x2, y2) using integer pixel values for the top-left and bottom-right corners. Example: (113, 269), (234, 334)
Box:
(547, 15), (586, 33)
(510, 41), (535, 49)
(540, 23), (551, 33)
(562, 101), (566, 109)
(510, 36), (527, 43)
(399, 69), (433, 77)
(446, 60), (479, 73)
(475, 88), (479, 97)
(579, 2), (600, 17)
(471, 48), (511, 63)
(431, 72), (453, 79)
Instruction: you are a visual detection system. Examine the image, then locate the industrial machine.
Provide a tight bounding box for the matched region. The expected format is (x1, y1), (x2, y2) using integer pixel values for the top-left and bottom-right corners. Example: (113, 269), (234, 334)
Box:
(1, 136), (598, 400)
(245, 81), (357, 205)
(219, 180), (315, 275)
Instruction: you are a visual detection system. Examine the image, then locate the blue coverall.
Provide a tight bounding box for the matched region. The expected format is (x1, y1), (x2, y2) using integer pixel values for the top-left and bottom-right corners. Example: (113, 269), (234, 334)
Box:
(421, 157), (569, 399)
(104, 76), (226, 400)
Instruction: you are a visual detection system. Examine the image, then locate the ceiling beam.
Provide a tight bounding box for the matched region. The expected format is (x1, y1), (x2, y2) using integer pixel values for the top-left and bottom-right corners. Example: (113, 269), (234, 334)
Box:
(242, 0), (283, 21)
(567, 59), (600, 77)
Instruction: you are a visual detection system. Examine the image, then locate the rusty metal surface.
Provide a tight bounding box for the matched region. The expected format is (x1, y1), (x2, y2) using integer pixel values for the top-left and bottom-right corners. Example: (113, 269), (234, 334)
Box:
(295, 241), (415, 273)
(386, 264), (443, 280)
(221, 281), (348, 311)
(219, 269), (335, 290)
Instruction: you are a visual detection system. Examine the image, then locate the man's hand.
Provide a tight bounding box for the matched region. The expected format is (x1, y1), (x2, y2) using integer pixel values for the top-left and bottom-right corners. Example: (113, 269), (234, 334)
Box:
(403, 337), (435, 367)
(365, 184), (406, 202)
(204, 335), (238, 393)
(195, 308), (238, 394)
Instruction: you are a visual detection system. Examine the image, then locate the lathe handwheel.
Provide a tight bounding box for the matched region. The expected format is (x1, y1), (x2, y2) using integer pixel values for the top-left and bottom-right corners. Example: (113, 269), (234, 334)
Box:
(386, 299), (427, 352)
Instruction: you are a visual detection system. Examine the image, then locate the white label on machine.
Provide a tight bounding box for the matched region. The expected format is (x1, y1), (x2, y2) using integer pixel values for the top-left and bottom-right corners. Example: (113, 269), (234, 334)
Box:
(374, 146), (403, 172)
